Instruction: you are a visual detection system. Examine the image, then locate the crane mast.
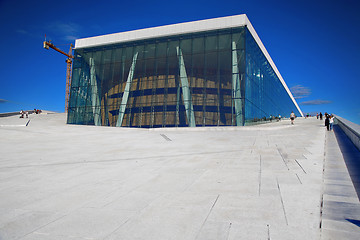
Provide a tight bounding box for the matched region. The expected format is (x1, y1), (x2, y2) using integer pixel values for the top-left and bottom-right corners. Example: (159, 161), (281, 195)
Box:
(43, 39), (74, 112)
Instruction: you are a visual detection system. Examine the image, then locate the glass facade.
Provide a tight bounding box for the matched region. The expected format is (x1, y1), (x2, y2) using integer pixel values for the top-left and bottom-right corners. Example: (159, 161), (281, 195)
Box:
(244, 29), (301, 124)
(67, 27), (301, 128)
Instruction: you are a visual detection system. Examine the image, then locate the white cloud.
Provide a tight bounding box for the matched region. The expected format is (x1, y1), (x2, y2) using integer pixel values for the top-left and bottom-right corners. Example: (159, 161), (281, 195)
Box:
(300, 99), (332, 105)
(290, 85), (311, 99)
(64, 35), (78, 41)
(45, 21), (81, 42)
(16, 29), (28, 34)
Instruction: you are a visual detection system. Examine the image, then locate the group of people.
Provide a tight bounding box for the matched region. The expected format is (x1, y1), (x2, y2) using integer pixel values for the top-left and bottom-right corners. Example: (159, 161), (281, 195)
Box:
(34, 109), (42, 114)
(19, 109), (42, 118)
(289, 111), (334, 131)
(19, 110), (28, 118)
(317, 112), (334, 131)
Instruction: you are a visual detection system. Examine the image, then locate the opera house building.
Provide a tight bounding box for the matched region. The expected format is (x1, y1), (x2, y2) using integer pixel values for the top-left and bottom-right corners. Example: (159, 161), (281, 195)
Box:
(67, 14), (302, 128)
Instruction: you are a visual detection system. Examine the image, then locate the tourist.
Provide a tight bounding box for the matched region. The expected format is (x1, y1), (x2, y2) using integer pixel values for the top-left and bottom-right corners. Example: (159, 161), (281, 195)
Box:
(319, 112), (323, 120)
(329, 115), (334, 131)
(290, 111), (295, 125)
(325, 115), (330, 131)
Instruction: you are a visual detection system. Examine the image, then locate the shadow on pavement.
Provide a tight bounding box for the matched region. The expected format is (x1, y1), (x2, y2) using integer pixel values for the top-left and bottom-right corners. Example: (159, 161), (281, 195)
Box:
(333, 124), (360, 201)
(346, 219), (360, 227)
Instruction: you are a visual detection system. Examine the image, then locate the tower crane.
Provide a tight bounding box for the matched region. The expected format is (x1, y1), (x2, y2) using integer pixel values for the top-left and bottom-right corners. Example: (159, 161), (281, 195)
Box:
(43, 37), (74, 112)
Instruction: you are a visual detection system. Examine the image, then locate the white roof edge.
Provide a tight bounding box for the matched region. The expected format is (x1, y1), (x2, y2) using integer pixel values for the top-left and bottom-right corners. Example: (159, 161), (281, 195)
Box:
(75, 14), (303, 116)
(75, 15), (247, 49)
(244, 16), (303, 116)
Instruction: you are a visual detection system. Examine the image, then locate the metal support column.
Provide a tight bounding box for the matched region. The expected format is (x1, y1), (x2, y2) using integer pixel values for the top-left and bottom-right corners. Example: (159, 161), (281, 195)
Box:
(116, 52), (138, 127)
(232, 41), (243, 126)
(89, 58), (101, 126)
(176, 46), (196, 127)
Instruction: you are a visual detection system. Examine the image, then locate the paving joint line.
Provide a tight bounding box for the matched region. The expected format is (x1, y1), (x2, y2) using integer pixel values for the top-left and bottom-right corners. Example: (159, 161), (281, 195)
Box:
(276, 147), (290, 171)
(304, 147), (313, 154)
(259, 154), (262, 196)
(225, 222), (232, 240)
(104, 217), (133, 239)
(276, 178), (289, 225)
(295, 159), (307, 173)
(160, 133), (172, 141)
(195, 194), (220, 239)
(319, 129), (327, 235)
(0, 150), (245, 169)
(19, 213), (68, 239)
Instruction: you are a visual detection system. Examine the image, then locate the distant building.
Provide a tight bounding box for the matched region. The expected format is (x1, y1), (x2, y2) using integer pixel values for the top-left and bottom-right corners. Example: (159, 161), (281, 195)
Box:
(68, 14), (302, 128)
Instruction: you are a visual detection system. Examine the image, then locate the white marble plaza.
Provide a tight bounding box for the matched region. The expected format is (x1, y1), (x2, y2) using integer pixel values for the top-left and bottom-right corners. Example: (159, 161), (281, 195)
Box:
(0, 113), (359, 239)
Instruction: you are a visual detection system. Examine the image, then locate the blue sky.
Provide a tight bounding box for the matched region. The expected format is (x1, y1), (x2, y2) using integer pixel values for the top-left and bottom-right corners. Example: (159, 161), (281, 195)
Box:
(1, 0), (359, 124)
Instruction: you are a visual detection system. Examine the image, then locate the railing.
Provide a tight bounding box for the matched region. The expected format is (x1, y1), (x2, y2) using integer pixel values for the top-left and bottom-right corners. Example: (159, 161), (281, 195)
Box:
(334, 115), (360, 151)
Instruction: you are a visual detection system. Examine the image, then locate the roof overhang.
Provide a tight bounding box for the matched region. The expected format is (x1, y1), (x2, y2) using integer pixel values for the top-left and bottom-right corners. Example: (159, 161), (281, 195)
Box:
(74, 14), (303, 116)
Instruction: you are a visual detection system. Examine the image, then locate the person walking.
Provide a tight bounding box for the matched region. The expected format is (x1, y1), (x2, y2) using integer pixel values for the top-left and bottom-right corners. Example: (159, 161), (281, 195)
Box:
(325, 115), (330, 131)
(319, 112), (323, 120)
(290, 111), (295, 125)
(329, 115), (334, 131)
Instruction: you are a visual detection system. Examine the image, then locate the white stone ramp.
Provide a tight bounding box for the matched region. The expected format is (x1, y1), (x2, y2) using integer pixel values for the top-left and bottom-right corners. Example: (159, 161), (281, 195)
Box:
(321, 125), (360, 239)
(0, 115), (357, 239)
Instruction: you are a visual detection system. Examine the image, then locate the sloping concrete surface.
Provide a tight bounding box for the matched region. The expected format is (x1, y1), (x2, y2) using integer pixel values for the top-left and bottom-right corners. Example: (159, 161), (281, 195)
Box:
(0, 113), (358, 239)
(321, 125), (360, 239)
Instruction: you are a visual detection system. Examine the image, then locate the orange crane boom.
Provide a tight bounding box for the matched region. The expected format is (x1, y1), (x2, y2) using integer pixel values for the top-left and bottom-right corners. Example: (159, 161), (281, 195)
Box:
(43, 39), (74, 112)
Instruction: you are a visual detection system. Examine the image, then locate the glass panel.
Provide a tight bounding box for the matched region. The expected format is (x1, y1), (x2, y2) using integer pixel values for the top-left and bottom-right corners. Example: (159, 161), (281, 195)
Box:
(219, 50), (231, 75)
(219, 34), (231, 50)
(156, 42), (167, 58)
(145, 44), (155, 59)
(180, 38), (192, 55)
(192, 53), (205, 79)
(112, 48), (122, 63)
(124, 47), (134, 62)
(168, 40), (179, 57)
(205, 35), (217, 52)
(192, 37), (204, 54)
(205, 52), (217, 75)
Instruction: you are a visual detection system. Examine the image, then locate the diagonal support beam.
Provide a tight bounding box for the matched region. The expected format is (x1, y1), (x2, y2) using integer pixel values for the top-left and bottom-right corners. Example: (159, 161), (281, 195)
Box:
(232, 41), (243, 126)
(116, 52), (138, 127)
(89, 58), (101, 126)
(176, 46), (196, 127)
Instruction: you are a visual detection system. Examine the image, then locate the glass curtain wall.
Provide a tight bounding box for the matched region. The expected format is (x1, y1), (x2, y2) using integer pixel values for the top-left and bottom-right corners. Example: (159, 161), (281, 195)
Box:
(67, 26), (300, 128)
(244, 29), (301, 124)
(68, 27), (246, 127)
